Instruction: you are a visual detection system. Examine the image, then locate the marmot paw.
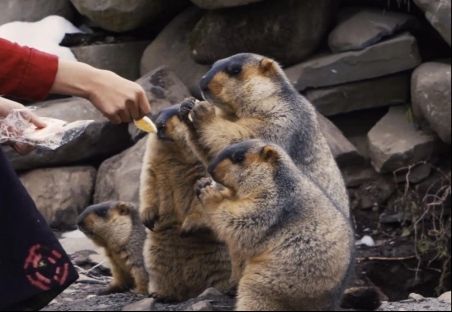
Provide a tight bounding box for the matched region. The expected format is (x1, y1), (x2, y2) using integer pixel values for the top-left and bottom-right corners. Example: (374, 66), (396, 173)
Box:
(191, 101), (216, 124)
(179, 97), (197, 123)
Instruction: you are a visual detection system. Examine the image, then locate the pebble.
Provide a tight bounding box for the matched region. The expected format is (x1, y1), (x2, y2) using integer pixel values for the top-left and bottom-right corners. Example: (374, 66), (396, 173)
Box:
(190, 300), (213, 311)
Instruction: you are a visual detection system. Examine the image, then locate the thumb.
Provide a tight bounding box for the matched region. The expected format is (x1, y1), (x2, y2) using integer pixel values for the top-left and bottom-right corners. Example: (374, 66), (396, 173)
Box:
(22, 111), (47, 129)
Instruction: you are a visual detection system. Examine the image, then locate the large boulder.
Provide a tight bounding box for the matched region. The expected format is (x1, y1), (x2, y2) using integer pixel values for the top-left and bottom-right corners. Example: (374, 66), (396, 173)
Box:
(70, 0), (189, 32)
(328, 8), (419, 52)
(189, 0), (336, 66)
(72, 41), (150, 80)
(412, 62), (451, 144)
(414, 0), (451, 46)
(94, 137), (147, 205)
(20, 166), (96, 230)
(287, 33), (422, 91)
(368, 106), (438, 173)
(141, 8), (209, 97)
(3, 97), (132, 171)
(305, 73), (411, 116)
(190, 0), (263, 9)
(0, 0), (76, 25)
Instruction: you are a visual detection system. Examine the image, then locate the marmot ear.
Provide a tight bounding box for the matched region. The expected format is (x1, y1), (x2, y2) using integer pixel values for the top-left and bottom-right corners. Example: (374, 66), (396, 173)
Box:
(259, 58), (276, 75)
(260, 145), (279, 162)
(117, 202), (131, 216)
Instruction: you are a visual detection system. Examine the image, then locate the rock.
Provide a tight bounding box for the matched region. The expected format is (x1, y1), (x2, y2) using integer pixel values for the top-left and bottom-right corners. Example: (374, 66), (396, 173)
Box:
(367, 106), (438, 173)
(141, 8), (209, 97)
(305, 73), (411, 116)
(328, 8), (419, 52)
(122, 298), (156, 311)
(0, 0), (76, 25)
(342, 165), (379, 188)
(287, 33), (422, 91)
(70, 0), (189, 32)
(190, 0), (336, 66)
(94, 137), (147, 205)
(59, 230), (99, 255)
(189, 301), (213, 311)
(130, 67), (191, 141)
(3, 97), (132, 171)
(20, 167), (96, 230)
(379, 211), (408, 225)
(438, 291), (451, 304)
(190, 0), (264, 10)
(356, 235), (376, 247)
(409, 293), (425, 302)
(198, 288), (224, 298)
(414, 0), (451, 45)
(412, 62), (451, 144)
(317, 113), (364, 168)
(72, 41), (150, 80)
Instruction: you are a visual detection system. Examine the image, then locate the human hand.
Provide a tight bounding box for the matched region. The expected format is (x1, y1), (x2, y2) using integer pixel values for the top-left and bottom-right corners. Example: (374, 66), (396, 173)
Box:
(0, 97), (46, 155)
(51, 60), (151, 124)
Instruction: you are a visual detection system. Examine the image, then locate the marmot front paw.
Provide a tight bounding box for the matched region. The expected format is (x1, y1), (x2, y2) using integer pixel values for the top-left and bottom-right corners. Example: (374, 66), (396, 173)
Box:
(179, 97), (197, 123)
(140, 207), (159, 231)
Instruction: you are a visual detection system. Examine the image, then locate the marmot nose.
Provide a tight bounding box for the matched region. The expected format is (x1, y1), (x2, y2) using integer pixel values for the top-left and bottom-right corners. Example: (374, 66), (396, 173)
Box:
(200, 75), (210, 92)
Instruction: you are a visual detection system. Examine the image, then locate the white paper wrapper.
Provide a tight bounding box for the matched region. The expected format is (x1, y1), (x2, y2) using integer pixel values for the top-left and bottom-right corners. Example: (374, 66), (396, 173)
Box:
(0, 109), (94, 151)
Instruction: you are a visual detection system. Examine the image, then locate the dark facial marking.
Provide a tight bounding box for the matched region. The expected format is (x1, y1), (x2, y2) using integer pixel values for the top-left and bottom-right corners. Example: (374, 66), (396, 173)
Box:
(155, 105), (180, 141)
(208, 141), (256, 176)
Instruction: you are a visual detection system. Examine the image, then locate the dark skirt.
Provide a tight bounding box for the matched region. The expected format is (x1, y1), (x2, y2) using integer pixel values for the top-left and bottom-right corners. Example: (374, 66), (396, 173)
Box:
(0, 149), (78, 310)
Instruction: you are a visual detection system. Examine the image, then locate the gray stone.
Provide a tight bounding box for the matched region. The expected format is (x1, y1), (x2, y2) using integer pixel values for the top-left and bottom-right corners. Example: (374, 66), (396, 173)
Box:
(367, 106), (438, 173)
(190, 0), (263, 10)
(414, 0), (451, 45)
(72, 41), (150, 80)
(3, 97), (132, 171)
(0, 0), (76, 25)
(329, 8), (419, 52)
(438, 291), (451, 304)
(190, 0), (336, 66)
(198, 288), (224, 298)
(20, 167), (96, 230)
(305, 73), (411, 116)
(70, 0), (189, 32)
(394, 163), (432, 184)
(94, 137), (147, 205)
(287, 33), (422, 91)
(412, 62), (451, 144)
(189, 301), (213, 311)
(59, 230), (100, 255)
(317, 113), (364, 168)
(141, 8), (209, 97)
(342, 165), (379, 188)
(122, 298), (156, 311)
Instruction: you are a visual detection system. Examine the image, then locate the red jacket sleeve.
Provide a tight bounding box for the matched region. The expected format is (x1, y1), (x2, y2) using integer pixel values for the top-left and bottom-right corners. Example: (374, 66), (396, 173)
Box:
(0, 38), (58, 101)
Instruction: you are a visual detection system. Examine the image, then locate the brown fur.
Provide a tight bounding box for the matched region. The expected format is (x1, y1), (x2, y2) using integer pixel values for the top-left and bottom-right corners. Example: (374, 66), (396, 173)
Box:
(196, 140), (354, 311)
(77, 202), (149, 295)
(139, 106), (232, 302)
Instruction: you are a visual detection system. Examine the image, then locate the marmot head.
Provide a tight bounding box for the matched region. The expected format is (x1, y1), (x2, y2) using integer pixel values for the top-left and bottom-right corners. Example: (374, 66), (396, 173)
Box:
(77, 201), (135, 248)
(155, 104), (186, 142)
(200, 53), (287, 115)
(207, 140), (284, 194)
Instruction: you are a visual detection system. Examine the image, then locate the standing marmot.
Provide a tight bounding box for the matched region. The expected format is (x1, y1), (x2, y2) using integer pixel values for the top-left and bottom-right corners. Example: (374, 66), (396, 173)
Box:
(139, 105), (232, 302)
(196, 140), (354, 311)
(77, 201), (149, 295)
(180, 53), (349, 217)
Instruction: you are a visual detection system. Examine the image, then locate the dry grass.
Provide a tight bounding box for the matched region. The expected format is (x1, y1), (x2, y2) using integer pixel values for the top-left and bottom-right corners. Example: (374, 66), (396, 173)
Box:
(392, 162), (451, 295)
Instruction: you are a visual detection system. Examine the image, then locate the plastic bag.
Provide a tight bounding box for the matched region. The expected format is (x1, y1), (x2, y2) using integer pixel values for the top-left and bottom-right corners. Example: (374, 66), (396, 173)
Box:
(0, 109), (94, 151)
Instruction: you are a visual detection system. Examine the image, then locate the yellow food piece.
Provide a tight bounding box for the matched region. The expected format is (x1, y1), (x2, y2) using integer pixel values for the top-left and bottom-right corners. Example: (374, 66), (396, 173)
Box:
(134, 116), (157, 134)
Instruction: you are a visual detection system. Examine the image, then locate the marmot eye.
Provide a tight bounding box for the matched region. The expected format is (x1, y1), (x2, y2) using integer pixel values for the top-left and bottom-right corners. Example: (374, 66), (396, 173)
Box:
(231, 152), (245, 164)
(226, 63), (242, 76)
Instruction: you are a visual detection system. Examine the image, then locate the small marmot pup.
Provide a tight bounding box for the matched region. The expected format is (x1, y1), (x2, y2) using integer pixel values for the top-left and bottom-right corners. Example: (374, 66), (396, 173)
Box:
(139, 104), (232, 302)
(180, 53), (349, 218)
(196, 140), (354, 311)
(77, 201), (149, 295)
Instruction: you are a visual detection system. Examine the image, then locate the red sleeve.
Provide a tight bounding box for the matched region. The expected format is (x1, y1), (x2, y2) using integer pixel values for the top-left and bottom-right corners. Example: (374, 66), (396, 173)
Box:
(0, 38), (58, 101)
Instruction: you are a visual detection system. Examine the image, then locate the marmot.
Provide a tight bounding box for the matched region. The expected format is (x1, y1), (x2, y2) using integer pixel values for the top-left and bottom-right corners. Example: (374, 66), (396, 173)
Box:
(139, 104), (232, 302)
(180, 53), (349, 217)
(196, 140), (354, 311)
(77, 201), (149, 295)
